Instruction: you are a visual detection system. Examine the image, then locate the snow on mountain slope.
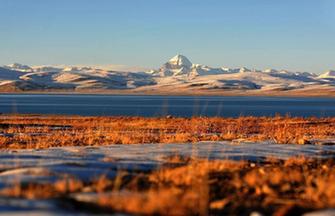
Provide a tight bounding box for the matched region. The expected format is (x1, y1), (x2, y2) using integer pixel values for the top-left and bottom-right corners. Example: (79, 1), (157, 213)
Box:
(189, 65), (230, 76)
(0, 55), (333, 92)
(154, 54), (193, 76)
(319, 70), (335, 79)
(20, 72), (74, 89)
(4, 63), (33, 72)
(0, 67), (23, 80)
(20, 72), (56, 83)
(32, 66), (62, 73)
(153, 71), (308, 91)
(52, 67), (155, 89)
(150, 54), (231, 77)
(149, 55), (328, 91)
(168, 54), (192, 68)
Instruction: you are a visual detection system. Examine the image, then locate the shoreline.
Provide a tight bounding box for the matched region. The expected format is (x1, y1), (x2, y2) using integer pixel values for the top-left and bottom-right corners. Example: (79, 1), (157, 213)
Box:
(0, 87), (335, 98)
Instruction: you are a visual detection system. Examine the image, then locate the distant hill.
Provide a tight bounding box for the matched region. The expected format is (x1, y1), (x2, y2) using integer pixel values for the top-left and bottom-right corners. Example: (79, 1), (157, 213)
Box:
(0, 55), (334, 96)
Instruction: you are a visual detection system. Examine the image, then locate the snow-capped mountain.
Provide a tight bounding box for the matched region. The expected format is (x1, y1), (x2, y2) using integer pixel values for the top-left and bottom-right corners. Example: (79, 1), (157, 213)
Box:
(0, 55), (334, 95)
(167, 54), (193, 68)
(32, 66), (62, 73)
(150, 55), (231, 77)
(5, 63), (33, 72)
(149, 54), (193, 76)
(150, 55), (316, 79)
(0, 63), (155, 91)
(319, 70), (335, 79)
(144, 55), (334, 93)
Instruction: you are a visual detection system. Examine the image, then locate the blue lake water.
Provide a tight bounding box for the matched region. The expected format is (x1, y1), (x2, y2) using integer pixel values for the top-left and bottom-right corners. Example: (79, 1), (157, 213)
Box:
(0, 94), (334, 117)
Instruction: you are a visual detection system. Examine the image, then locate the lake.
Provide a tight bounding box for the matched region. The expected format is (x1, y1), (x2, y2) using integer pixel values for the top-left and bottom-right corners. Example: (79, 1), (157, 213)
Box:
(0, 94), (334, 117)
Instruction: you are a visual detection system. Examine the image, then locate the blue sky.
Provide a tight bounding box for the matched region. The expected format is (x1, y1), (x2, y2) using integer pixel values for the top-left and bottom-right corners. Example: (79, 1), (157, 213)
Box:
(0, 0), (334, 73)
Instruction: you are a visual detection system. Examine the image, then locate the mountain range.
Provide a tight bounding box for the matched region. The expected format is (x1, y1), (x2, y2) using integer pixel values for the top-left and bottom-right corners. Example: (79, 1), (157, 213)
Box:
(0, 55), (334, 96)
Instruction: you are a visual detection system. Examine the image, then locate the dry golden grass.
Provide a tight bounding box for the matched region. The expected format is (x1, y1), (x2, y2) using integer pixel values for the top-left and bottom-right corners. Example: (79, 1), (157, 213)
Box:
(1, 115), (334, 214)
(1, 157), (335, 215)
(0, 115), (334, 149)
(91, 158), (335, 215)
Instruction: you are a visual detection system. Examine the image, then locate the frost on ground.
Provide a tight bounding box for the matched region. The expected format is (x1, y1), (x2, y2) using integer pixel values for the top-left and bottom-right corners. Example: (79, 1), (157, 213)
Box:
(0, 142), (335, 215)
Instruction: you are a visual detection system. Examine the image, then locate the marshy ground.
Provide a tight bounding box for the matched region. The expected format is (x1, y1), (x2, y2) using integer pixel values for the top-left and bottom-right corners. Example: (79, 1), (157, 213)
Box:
(0, 115), (334, 215)
(0, 150), (335, 215)
(0, 115), (334, 148)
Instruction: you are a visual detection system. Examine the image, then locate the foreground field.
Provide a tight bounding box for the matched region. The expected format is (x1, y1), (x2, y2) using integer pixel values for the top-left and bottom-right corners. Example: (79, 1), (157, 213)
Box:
(0, 143), (334, 215)
(0, 115), (335, 215)
(0, 115), (334, 149)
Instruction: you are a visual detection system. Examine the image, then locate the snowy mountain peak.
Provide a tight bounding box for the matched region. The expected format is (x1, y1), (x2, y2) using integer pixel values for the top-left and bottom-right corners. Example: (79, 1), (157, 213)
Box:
(167, 54), (192, 68)
(5, 63), (33, 72)
(319, 70), (335, 78)
(62, 67), (80, 72)
(264, 69), (278, 73)
(0, 58), (334, 94)
(8, 63), (30, 68)
(239, 67), (251, 73)
(151, 54), (194, 77)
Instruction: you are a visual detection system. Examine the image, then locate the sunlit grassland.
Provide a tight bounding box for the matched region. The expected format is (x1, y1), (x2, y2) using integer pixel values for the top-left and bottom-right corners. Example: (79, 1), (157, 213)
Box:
(0, 115), (334, 149)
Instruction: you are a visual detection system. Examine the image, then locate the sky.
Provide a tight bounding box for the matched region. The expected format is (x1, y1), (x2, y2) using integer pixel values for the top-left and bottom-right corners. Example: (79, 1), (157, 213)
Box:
(0, 0), (335, 73)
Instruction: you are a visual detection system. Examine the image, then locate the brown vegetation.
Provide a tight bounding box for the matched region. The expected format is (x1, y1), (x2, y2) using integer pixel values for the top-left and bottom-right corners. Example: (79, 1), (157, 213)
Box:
(1, 157), (335, 215)
(0, 115), (334, 149)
